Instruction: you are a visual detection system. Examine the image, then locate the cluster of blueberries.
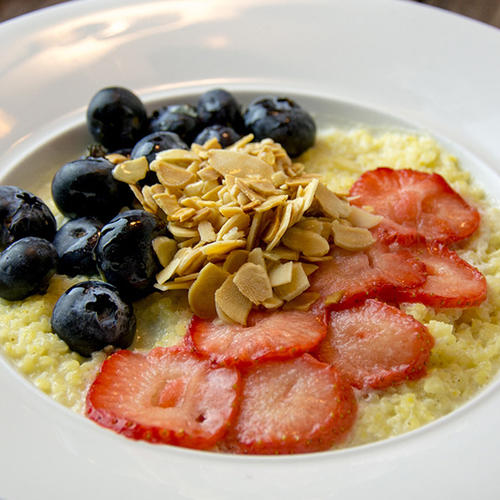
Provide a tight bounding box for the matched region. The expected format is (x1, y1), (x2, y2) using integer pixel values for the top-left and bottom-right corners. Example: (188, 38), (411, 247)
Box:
(0, 87), (316, 357)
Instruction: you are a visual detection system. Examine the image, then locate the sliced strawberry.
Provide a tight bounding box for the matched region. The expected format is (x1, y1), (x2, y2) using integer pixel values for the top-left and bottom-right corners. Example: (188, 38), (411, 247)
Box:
(396, 243), (487, 308)
(308, 242), (426, 308)
(86, 347), (240, 450)
(187, 310), (327, 367)
(221, 354), (357, 454)
(349, 167), (480, 244)
(315, 299), (434, 390)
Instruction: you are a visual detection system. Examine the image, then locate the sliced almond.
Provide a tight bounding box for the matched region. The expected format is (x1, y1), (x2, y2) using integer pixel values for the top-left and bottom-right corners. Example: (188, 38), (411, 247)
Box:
(222, 249), (249, 273)
(324, 290), (344, 306)
(201, 239), (246, 256)
(301, 263), (319, 276)
(233, 262), (273, 304)
(347, 205), (383, 228)
(153, 193), (181, 217)
(208, 150), (274, 179)
(198, 220), (216, 242)
(155, 281), (192, 291)
(266, 202), (293, 251)
(152, 236), (177, 267)
(217, 213), (250, 240)
(156, 149), (200, 164)
(112, 156), (149, 184)
(168, 224), (199, 240)
(268, 261), (293, 287)
(106, 153), (129, 165)
(188, 263), (229, 319)
(314, 182), (351, 218)
(215, 275), (252, 325)
(281, 226), (330, 257)
(331, 220), (375, 250)
(274, 262), (310, 302)
(261, 294), (284, 309)
(151, 161), (195, 188)
(282, 291), (320, 311)
(247, 247), (266, 268)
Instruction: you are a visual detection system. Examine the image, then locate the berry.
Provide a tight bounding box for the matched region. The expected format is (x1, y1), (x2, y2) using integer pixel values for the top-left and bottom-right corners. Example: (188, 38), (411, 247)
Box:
(86, 347), (240, 449)
(349, 167), (480, 244)
(149, 104), (199, 144)
(193, 125), (241, 148)
(315, 299), (434, 390)
(0, 186), (56, 250)
(243, 96), (316, 157)
(221, 354), (356, 454)
(53, 217), (103, 276)
(95, 210), (164, 300)
(87, 87), (148, 151)
(197, 89), (244, 130)
(187, 309), (327, 366)
(130, 131), (188, 163)
(51, 280), (136, 357)
(51, 157), (133, 220)
(0, 237), (57, 301)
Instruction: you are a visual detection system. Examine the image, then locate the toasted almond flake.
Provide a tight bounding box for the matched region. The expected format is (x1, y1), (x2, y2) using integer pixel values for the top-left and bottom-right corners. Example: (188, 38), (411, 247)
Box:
(301, 255), (333, 262)
(246, 211), (263, 250)
(141, 186), (158, 213)
(208, 150), (274, 179)
(178, 237), (200, 248)
(281, 226), (330, 257)
(201, 185), (223, 201)
(247, 247), (266, 268)
(198, 220), (216, 242)
(197, 137), (220, 150)
(222, 249), (249, 273)
(233, 262), (273, 304)
(172, 207), (197, 223)
(188, 263), (229, 319)
(301, 263), (319, 276)
(282, 292), (320, 311)
(267, 202), (294, 251)
(191, 207), (217, 224)
(221, 227), (245, 241)
(246, 179), (282, 196)
(347, 205), (384, 228)
(268, 261), (293, 287)
(288, 197), (305, 226)
(331, 220), (375, 250)
(300, 177), (319, 214)
(106, 153), (129, 165)
(217, 213), (250, 240)
(228, 133), (254, 149)
(237, 192), (250, 207)
(130, 185), (145, 205)
(197, 165), (220, 181)
(262, 205), (283, 244)
(324, 290), (345, 306)
(174, 272), (199, 283)
(153, 193), (181, 216)
(264, 246), (299, 261)
(168, 224), (199, 240)
(201, 240), (246, 256)
(215, 275), (252, 325)
(219, 205), (244, 217)
(152, 236), (177, 267)
(156, 149), (200, 163)
(285, 174), (320, 187)
(236, 179), (265, 203)
(274, 262), (310, 302)
(177, 248), (205, 275)
(157, 257), (181, 284)
(112, 156), (149, 184)
(271, 171), (288, 187)
(151, 161), (195, 188)
(314, 182), (352, 218)
(154, 281), (192, 291)
(254, 194), (288, 213)
(261, 295), (285, 309)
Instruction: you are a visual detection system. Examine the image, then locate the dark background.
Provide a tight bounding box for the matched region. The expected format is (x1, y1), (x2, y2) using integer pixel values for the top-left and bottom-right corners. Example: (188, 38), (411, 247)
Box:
(1, 0), (500, 28)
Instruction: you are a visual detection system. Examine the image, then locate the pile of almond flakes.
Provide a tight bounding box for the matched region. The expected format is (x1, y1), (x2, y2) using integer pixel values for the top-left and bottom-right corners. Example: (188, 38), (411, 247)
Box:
(110, 135), (382, 325)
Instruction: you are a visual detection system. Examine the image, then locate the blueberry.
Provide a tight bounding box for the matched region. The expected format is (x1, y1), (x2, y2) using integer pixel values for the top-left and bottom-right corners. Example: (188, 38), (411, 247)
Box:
(130, 131), (188, 164)
(0, 186), (57, 250)
(194, 125), (241, 148)
(150, 104), (199, 144)
(243, 97), (316, 157)
(0, 237), (57, 301)
(53, 217), (103, 276)
(51, 280), (136, 357)
(51, 157), (133, 220)
(197, 89), (244, 131)
(87, 87), (148, 151)
(95, 210), (164, 300)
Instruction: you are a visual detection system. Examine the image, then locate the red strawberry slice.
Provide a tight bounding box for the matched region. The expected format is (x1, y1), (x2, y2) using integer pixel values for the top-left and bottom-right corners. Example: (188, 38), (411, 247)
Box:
(86, 347), (240, 450)
(315, 299), (434, 390)
(349, 167), (480, 244)
(187, 310), (327, 367)
(308, 242), (426, 308)
(221, 354), (357, 454)
(396, 243), (487, 308)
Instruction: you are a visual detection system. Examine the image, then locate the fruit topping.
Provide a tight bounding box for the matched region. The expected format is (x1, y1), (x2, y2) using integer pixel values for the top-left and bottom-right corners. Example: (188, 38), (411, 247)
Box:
(0, 186), (56, 249)
(86, 347), (240, 449)
(315, 299), (434, 390)
(221, 354), (356, 454)
(197, 88), (244, 131)
(308, 241), (426, 308)
(51, 280), (136, 357)
(130, 131), (188, 164)
(95, 210), (165, 300)
(187, 309), (326, 366)
(149, 104), (200, 144)
(87, 87), (148, 150)
(349, 167), (480, 244)
(395, 242), (487, 308)
(243, 96), (316, 157)
(0, 237), (58, 301)
(194, 124), (241, 148)
(51, 157), (133, 220)
(53, 217), (103, 276)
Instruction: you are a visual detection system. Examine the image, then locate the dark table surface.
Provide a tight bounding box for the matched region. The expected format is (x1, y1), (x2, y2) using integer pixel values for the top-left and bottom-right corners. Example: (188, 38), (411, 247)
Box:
(1, 0), (500, 28)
